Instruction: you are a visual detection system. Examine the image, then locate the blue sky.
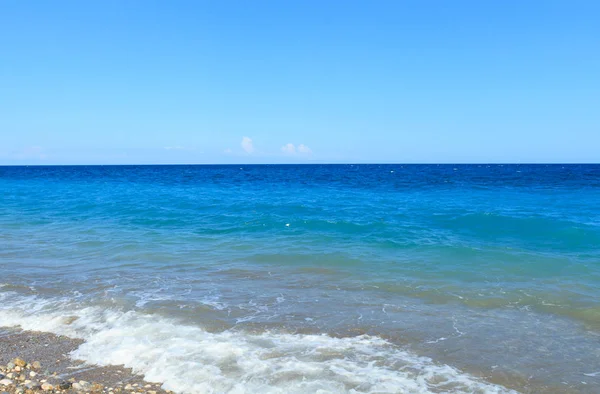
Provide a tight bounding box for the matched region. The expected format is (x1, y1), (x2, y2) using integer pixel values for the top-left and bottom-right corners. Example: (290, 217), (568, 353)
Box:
(1, 0), (599, 164)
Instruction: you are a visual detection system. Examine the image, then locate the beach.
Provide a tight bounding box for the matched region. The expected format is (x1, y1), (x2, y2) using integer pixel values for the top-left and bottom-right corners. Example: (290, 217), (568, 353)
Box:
(3, 0), (599, 390)
(0, 328), (169, 394)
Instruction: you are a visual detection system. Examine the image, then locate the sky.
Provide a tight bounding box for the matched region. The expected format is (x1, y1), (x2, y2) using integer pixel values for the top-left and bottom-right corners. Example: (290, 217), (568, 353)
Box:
(1, 0), (599, 164)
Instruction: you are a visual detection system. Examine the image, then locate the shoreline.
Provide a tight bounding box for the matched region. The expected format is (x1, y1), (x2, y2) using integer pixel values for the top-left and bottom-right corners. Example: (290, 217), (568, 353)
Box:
(0, 327), (169, 394)
(0, 323), (585, 394)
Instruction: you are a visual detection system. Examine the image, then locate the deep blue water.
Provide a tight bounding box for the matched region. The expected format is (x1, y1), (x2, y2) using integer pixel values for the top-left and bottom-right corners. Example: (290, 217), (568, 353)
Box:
(1, 164), (599, 393)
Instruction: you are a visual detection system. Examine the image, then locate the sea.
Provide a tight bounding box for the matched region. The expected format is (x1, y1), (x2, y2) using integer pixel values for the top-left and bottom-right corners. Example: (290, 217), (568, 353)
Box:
(1, 164), (599, 393)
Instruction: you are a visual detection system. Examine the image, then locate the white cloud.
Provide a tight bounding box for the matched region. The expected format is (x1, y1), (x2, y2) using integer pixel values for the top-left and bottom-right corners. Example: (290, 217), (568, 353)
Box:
(281, 143), (296, 154)
(241, 137), (254, 154)
(281, 143), (312, 155)
(297, 144), (312, 154)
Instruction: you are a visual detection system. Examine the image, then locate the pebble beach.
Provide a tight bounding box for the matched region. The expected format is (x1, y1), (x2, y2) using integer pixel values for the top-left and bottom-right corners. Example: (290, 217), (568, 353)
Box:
(0, 329), (168, 394)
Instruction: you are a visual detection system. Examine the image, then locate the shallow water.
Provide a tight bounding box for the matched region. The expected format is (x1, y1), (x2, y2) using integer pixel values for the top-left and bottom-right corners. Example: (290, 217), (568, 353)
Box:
(1, 164), (599, 393)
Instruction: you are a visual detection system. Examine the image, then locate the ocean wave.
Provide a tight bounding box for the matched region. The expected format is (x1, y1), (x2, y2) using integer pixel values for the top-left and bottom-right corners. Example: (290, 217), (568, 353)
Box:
(0, 292), (516, 394)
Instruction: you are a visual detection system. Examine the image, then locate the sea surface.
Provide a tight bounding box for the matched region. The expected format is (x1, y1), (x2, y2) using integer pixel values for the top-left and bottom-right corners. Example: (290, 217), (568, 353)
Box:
(1, 164), (599, 393)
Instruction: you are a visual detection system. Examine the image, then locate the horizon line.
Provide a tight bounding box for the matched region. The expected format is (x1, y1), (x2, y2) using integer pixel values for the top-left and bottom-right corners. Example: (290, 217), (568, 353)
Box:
(1, 162), (599, 167)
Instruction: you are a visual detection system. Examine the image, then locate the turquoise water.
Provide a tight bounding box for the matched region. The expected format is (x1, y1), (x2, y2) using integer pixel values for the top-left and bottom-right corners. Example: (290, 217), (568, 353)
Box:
(1, 164), (599, 393)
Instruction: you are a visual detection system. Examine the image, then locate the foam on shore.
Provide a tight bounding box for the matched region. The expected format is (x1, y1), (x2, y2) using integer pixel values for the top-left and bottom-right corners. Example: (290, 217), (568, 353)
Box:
(0, 291), (516, 394)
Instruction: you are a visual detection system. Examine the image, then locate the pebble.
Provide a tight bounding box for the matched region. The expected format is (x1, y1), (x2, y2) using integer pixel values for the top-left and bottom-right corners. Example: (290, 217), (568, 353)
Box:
(12, 359), (27, 368)
(1, 356), (168, 394)
(77, 380), (92, 391)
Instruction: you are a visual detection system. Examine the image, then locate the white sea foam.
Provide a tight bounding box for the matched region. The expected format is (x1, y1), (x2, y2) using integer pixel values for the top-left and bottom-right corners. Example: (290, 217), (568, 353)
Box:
(0, 292), (517, 394)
